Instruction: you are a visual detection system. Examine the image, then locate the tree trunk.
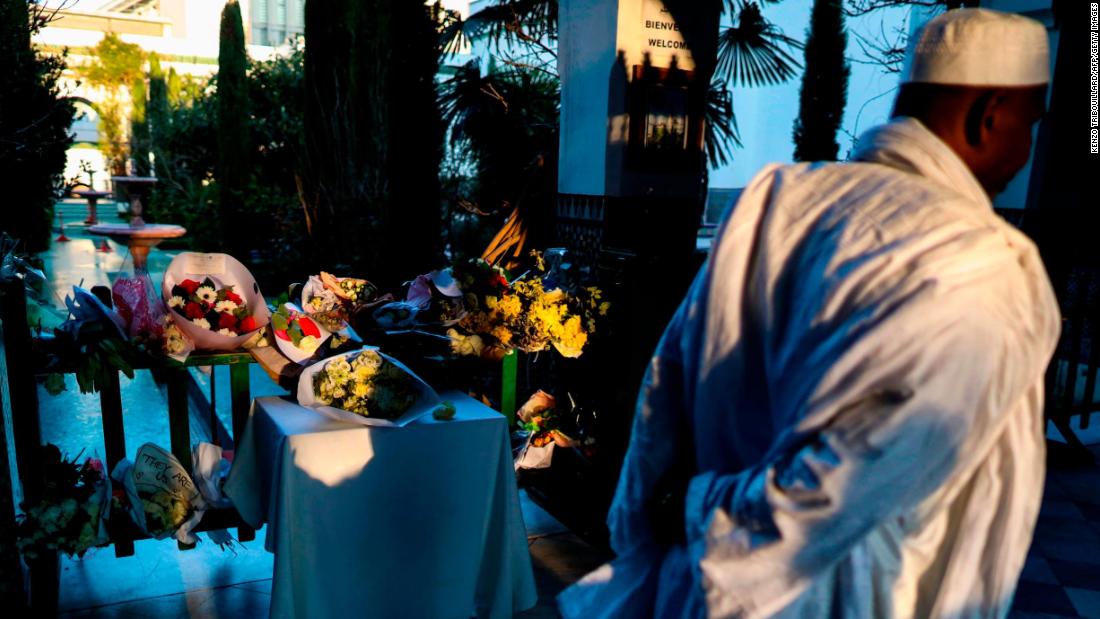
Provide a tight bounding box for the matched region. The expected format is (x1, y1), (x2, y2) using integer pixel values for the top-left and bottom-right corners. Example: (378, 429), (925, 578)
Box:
(301, 0), (443, 282)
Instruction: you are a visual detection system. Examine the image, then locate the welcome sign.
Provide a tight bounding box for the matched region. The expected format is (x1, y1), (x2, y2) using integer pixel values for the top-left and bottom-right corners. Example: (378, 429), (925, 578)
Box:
(640, 0), (690, 63)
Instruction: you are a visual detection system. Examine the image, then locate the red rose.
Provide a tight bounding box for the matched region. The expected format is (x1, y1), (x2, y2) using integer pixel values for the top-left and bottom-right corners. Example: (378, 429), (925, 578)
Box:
(86, 458), (105, 476)
(239, 316), (258, 332)
(298, 316), (321, 338)
(225, 290), (243, 305)
(184, 302), (204, 319)
(218, 313), (238, 330)
(179, 279), (201, 295)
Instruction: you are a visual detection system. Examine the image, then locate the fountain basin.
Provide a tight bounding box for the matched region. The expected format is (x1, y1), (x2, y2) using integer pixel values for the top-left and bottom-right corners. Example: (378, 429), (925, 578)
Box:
(88, 223), (187, 272)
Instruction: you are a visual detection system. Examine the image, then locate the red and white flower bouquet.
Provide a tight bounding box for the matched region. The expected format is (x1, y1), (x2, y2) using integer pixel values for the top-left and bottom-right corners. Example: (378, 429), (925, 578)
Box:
(161, 253), (270, 351)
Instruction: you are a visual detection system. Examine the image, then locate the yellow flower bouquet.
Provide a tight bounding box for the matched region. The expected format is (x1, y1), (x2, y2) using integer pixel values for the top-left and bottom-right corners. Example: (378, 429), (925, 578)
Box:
(448, 254), (608, 359)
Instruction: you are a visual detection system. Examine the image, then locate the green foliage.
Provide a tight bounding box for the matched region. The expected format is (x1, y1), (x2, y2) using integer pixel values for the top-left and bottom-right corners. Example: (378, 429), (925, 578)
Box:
(0, 0), (74, 252)
(144, 81), (220, 248)
(80, 33), (145, 174)
(147, 55), (169, 176)
(709, 2), (801, 168)
(147, 46), (306, 288)
(218, 0), (250, 251)
(80, 32), (145, 89)
(248, 45), (303, 193)
(437, 0), (565, 259)
(792, 0), (849, 161)
(97, 97), (128, 175)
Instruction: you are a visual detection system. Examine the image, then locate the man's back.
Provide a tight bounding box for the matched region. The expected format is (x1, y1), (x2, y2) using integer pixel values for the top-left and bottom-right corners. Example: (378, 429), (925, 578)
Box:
(566, 118), (1061, 619)
(687, 154), (1054, 616)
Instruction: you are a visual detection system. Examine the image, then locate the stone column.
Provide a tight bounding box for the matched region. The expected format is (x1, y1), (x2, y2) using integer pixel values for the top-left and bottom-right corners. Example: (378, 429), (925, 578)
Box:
(557, 0), (719, 450)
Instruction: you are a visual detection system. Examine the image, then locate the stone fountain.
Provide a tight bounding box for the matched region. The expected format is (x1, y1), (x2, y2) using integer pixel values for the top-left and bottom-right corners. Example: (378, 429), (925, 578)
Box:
(71, 188), (112, 225)
(88, 176), (186, 272)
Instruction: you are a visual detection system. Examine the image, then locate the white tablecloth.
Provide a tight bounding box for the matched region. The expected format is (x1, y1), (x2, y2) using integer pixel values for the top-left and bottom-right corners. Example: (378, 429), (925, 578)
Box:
(224, 392), (537, 619)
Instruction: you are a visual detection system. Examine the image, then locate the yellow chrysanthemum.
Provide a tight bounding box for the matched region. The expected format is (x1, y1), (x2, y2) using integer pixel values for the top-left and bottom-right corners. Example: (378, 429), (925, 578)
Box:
(496, 294), (523, 321)
(491, 325), (513, 345)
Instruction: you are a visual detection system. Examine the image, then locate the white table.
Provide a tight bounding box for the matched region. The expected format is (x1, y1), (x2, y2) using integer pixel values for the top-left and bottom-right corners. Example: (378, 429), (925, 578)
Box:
(224, 392), (537, 618)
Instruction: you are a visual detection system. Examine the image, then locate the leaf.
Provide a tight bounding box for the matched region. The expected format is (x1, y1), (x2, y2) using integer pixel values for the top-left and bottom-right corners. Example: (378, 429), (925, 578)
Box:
(272, 313), (289, 331)
(43, 374), (67, 396)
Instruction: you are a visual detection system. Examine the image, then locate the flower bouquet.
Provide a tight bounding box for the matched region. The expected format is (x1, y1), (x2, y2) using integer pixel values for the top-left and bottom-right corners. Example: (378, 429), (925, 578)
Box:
(272, 303), (337, 364)
(111, 273), (167, 347)
(405, 269), (466, 326)
(449, 255), (607, 360)
(297, 347), (440, 427)
(513, 391), (578, 471)
(112, 443), (202, 542)
(301, 271), (381, 331)
(162, 253), (270, 351)
(45, 287), (136, 394)
(161, 314), (196, 362)
(372, 301), (420, 330)
(15, 444), (111, 560)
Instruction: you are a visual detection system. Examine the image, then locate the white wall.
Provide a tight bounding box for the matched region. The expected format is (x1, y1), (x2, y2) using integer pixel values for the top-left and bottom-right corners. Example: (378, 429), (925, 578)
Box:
(557, 0), (620, 196)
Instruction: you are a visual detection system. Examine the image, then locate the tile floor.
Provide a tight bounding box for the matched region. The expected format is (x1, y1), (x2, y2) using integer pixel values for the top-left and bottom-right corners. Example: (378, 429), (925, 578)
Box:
(1010, 446), (1100, 619)
(51, 450), (1100, 619)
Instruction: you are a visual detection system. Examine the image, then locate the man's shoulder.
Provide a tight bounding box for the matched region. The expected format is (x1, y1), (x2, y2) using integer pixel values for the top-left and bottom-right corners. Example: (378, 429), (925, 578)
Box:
(756, 160), (1025, 253)
(751, 161), (1051, 310)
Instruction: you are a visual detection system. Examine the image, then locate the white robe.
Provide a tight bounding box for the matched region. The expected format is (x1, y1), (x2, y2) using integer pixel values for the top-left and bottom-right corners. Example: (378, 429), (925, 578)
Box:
(558, 117), (1061, 619)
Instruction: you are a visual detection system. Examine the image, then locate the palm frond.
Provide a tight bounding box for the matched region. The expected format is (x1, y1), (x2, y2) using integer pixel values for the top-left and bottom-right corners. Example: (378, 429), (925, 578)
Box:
(438, 59), (559, 147)
(438, 8), (475, 56)
(716, 2), (802, 87)
(455, 0), (558, 53)
(704, 83), (741, 169)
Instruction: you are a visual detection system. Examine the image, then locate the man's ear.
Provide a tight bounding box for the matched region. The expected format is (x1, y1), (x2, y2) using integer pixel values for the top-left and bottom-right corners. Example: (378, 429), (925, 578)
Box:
(964, 90), (1000, 147)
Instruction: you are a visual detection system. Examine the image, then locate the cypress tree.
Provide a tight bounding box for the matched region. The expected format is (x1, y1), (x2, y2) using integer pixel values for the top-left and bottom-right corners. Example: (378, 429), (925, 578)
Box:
(792, 0), (849, 162)
(147, 55), (169, 178)
(130, 75), (150, 176)
(0, 0), (74, 252)
(217, 0), (249, 252)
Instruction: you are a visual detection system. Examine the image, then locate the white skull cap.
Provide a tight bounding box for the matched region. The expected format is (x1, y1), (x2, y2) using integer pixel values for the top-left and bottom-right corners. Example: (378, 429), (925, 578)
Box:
(902, 8), (1049, 87)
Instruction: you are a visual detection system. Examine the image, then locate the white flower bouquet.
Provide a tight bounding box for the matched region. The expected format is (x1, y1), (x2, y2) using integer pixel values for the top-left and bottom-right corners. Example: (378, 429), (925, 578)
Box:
(112, 443), (202, 542)
(297, 347), (440, 427)
(15, 445), (111, 560)
(301, 272), (379, 331)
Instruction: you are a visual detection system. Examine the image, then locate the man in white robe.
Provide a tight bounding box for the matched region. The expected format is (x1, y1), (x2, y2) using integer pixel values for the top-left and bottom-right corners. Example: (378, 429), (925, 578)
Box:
(559, 9), (1060, 618)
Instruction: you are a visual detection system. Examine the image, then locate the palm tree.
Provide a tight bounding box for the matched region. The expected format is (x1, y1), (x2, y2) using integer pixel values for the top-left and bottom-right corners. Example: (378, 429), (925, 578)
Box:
(439, 0), (557, 61)
(709, 1), (802, 167)
(437, 58), (559, 265)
